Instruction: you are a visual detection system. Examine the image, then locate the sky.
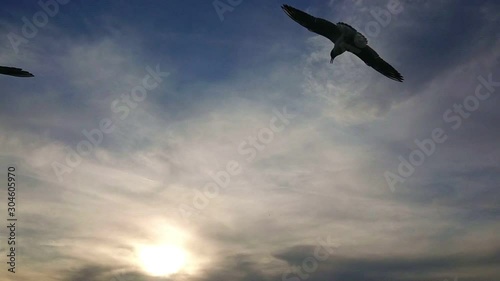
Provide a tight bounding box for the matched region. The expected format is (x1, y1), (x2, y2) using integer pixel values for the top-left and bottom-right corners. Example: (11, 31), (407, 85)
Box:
(0, 0), (499, 280)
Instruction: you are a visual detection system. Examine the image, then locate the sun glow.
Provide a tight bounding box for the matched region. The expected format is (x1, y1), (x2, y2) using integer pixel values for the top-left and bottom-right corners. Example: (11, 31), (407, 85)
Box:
(138, 244), (187, 277)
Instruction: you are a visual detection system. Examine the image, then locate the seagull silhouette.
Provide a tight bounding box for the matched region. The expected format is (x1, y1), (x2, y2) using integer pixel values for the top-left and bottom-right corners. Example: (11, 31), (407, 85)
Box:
(282, 4), (403, 82)
(0, 66), (34, 77)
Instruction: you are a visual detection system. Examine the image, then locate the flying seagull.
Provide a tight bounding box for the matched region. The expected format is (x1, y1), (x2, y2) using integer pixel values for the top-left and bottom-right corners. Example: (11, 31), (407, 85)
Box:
(282, 5), (403, 82)
(0, 66), (34, 77)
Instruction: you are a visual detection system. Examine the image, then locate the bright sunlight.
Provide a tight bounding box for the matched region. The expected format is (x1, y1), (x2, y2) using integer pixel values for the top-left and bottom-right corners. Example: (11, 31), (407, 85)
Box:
(138, 244), (187, 277)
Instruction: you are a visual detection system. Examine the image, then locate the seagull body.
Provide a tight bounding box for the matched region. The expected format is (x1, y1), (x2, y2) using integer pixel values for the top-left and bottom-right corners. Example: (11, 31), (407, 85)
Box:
(282, 5), (403, 82)
(0, 66), (34, 77)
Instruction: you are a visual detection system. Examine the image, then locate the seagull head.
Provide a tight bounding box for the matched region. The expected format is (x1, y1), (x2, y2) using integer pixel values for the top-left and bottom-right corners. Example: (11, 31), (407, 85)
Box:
(330, 48), (340, 64)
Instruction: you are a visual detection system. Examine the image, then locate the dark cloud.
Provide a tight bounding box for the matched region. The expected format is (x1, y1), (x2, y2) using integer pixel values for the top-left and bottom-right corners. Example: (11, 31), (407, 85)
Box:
(61, 265), (177, 281)
(274, 244), (500, 281)
(193, 254), (273, 281)
(62, 265), (113, 281)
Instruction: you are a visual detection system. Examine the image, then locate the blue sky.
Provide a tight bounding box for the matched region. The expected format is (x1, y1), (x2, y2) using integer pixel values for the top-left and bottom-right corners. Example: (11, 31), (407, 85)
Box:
(0, 0), (499, 281)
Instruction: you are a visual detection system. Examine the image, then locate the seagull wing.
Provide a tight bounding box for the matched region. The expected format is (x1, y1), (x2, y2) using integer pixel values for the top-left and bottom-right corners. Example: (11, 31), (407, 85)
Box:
(352, 46), (403, 82)
(282, 5), (341, 42)
(0, 66), (34, 77)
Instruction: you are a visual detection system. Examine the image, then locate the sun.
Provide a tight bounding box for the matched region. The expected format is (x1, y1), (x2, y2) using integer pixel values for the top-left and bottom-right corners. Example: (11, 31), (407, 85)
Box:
(137, 244), (187, 277)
